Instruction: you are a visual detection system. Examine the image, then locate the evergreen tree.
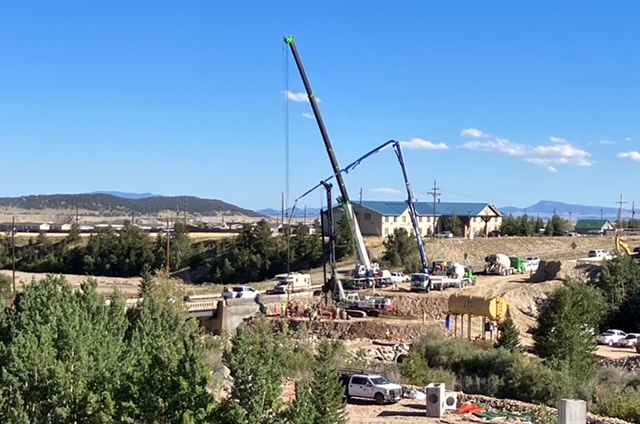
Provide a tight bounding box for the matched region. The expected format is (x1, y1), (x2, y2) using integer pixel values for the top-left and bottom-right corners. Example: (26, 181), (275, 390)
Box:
(496, 317), (521, 352)
(219, 319), (284, 424)
(311, 340), (347, 424)
(285, 380), (319, 424)
(534, 281), (604, 385)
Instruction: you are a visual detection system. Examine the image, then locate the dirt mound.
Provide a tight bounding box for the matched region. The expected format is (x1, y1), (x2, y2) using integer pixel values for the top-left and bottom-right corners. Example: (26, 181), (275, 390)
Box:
(530, 260), (602, 283)
(278, 317), (439, 341)
(366, 236), (640, 270)
(382, 294), (449, 320)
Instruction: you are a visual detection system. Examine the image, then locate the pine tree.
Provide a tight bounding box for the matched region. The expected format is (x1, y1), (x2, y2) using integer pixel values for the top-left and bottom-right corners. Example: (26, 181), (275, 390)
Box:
(311, 340), (347, 424)
(219, 319), (284, 424)
(496, 317), (521, 352)
(285, 380), (319, 424)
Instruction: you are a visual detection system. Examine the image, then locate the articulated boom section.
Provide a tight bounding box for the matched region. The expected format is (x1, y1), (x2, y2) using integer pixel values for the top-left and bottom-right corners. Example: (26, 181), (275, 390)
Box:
(392, 143), (430, 274)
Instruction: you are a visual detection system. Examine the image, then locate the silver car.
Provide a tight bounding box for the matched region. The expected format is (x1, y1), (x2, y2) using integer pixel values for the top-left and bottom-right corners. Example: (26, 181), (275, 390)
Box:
(615, 333), (640, 348)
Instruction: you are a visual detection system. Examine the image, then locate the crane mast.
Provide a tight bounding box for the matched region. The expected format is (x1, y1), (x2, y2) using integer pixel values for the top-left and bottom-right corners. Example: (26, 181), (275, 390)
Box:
(284, 36), (375, 278)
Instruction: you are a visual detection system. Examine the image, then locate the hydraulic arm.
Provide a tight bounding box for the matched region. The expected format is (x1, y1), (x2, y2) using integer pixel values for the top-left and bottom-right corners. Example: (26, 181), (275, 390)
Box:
(284, 36), (374, 277)
(300, 139), (431, 274)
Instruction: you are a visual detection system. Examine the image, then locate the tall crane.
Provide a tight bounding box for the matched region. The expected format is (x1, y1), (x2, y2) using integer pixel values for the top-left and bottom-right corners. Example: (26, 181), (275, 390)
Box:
(284, 36), (377, 278)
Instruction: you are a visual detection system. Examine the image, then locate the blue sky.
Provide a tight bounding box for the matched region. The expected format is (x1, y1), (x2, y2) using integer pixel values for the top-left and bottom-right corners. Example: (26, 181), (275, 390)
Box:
(1, 1), (639, 211)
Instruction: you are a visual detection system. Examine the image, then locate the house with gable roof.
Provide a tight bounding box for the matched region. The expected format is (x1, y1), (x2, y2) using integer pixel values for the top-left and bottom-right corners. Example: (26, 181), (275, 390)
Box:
(324, 200), (502, 238)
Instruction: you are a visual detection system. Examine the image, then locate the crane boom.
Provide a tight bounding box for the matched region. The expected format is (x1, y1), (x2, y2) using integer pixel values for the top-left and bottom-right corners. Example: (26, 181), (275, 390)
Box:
(284, 36), (374, 277)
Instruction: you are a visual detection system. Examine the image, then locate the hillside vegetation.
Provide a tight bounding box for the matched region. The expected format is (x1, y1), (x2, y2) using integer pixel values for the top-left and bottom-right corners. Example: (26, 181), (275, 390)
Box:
(0, 193), (261, 217)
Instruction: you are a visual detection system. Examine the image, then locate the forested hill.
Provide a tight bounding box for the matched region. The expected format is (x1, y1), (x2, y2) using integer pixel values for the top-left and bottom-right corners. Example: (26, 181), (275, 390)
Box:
(0, 193), (262, 216)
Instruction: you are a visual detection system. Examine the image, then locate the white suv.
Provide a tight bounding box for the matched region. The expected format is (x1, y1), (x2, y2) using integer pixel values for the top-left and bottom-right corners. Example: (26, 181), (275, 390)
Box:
(390, 272), (409, 284)
(596, 329), (627, 346)
(223, 285), (259, 300)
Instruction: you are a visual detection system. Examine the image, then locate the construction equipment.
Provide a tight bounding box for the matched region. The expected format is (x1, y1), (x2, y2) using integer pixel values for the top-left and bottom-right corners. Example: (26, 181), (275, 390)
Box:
(284, 36), (378, 280)
(615, 236), (633, 256)
(320, 181), (392, 316)
(299, 138), (433, 292)
(484, 254), (514, 275)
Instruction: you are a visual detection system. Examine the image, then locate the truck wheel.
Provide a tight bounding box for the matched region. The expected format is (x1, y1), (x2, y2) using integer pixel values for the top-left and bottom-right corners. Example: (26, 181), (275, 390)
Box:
(374, 392), (385, 405)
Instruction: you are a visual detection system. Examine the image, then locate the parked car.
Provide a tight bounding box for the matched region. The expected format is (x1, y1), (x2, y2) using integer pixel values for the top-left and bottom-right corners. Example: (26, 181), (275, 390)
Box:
(435, 231), (454, 238)
(390, 272), (409, 284)
(615, 333), (640, 348)
(588, 249), (612, 259)
(596, 329), (627, 346)
(525, 256), (541, 266)
(223, 285), (259, 300)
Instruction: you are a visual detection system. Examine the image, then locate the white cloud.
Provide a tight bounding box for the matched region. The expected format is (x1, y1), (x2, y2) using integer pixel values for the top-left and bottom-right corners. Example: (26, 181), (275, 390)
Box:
(599, 140), (616, 145)
(549, 136), (567, 144)
(460, 129), (593, 169)
(617, 151), (640, 162)
(626, 137), (632, 142)
(369, 187), (401, 194)
(284, 90), (321, 103)
(461, 128), (490, 138)
(301, 112), (313, 119)
(548, 166), (558, 173)
(400, 138), (449, 150)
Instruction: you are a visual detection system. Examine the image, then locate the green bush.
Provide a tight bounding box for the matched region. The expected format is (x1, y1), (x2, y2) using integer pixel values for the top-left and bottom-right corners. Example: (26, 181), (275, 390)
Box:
(592, 393), (640, 423)
(401, 334), (565, 405)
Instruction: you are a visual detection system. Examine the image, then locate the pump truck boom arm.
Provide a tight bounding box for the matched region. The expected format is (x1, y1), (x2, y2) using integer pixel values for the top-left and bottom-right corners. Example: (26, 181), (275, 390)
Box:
(391, 143), (430, 274)
(299, 139), (430, 274)
(284, 36), (373, 276)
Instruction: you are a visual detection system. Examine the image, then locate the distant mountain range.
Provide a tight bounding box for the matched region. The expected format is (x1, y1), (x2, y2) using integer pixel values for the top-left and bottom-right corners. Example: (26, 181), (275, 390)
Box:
(500, 200), (635, 219)
(257, 207), (324, 219)
(0, 193), (262, 217)
(92, 191), (161, 199)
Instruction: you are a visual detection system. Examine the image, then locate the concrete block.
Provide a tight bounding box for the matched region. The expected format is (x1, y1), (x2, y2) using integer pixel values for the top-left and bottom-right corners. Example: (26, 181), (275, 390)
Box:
(426, 383), (446, 418)
(558, 399), (587, 424)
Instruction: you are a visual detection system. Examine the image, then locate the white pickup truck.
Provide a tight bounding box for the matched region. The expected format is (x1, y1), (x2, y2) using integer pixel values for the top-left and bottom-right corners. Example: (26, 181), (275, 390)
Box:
(339, 372), (403, 405)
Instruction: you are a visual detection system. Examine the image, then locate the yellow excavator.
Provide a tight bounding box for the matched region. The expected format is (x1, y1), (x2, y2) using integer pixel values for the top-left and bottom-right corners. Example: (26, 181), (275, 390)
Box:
(614, 235), (633, 256)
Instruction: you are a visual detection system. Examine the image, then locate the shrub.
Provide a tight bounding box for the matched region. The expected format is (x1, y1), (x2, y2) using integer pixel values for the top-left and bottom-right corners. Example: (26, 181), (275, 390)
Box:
(592, 393), (640, 423)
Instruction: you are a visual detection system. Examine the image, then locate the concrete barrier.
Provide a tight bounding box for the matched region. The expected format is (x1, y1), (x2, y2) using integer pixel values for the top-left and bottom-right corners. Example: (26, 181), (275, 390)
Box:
(189, 291), (317, 334)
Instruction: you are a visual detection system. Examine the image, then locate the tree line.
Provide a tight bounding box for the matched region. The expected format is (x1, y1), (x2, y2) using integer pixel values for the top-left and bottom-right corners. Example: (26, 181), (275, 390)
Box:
(0, 218), (352, 284)
(0, 273), (346, 423)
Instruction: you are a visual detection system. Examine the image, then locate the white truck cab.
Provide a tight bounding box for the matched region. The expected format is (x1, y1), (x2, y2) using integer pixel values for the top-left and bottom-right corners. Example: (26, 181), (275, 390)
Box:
(340, 373), (403, 405)
(410, 273), (431, 292)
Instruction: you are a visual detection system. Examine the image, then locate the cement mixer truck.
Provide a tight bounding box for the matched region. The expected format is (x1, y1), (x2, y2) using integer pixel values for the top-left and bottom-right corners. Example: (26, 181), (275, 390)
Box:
(485, 254), (520, 275)
(428, 262), (475, 290)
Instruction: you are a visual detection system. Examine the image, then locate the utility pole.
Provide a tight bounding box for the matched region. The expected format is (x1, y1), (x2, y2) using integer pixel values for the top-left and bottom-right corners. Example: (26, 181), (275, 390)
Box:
(166, 218), (171, 273)
(568, 212), (573, 225)
(75, 199), (79, 226)
(428, 180), (441, 237)
(11, 216), (16, 294)
(304, 205), (307, 225)
(183, 198), (187, 226)
(281, 192), (285, 229)
(632, 201), (636, 227)
(600, 209), (604, 221)
(359, 187), (363, 205)
(616, 194), (627, 235)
